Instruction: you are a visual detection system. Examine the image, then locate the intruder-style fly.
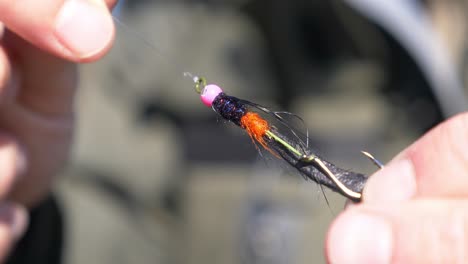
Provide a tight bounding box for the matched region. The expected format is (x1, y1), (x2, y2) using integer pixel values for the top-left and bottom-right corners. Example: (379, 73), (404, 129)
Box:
(187, 73), (383, 202)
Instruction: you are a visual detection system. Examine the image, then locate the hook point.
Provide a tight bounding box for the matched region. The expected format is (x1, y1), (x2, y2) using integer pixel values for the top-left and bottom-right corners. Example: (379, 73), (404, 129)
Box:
(361, 151), (384, 169)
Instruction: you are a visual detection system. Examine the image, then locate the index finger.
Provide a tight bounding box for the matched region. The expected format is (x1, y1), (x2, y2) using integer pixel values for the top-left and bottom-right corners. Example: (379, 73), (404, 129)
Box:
(363, 112), (468, 202)
(0, 0), (116, 62)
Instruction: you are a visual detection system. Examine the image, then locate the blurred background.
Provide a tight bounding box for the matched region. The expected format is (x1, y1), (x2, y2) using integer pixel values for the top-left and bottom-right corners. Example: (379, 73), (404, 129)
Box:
(55, 0), (468, 263)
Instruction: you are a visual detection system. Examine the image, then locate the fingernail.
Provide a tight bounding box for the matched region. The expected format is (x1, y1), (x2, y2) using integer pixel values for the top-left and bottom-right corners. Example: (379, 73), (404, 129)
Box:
(0, 204), (28, 241)
(55, 0), (114, 58)
(364, 159), (416, 203)
(327, 212), (393, 264)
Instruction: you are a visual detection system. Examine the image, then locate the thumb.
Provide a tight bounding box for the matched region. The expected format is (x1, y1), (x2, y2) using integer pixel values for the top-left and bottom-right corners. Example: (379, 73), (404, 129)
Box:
(327, 200), (468, 263)
(363, 112), (468, 203)
(0, 0), (115, 62)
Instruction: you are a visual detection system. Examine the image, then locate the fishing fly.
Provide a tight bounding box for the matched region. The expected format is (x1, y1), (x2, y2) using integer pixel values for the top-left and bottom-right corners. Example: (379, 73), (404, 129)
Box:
(186, 72), (383, 202)
(112, 5), (382, 202)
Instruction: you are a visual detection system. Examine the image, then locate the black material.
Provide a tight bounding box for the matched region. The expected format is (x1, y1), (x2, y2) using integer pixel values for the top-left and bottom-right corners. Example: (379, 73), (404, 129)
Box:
(267, 134), (367, 202)
(6, 195), (64, 264)
(212, 93), (247, 126)
(213, 93), (368, 201)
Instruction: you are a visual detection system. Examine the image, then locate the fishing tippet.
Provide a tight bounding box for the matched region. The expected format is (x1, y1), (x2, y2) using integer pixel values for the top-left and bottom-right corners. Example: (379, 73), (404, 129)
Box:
(187, 73), (382, 202)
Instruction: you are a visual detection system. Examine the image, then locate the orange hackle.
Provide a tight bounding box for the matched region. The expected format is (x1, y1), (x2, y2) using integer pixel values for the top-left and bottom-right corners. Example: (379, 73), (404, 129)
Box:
(240, 112), (275, 155)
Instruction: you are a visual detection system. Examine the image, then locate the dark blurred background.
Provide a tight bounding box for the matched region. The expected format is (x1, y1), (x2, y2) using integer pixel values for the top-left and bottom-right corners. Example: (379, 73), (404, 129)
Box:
(56, 0), (468, 263)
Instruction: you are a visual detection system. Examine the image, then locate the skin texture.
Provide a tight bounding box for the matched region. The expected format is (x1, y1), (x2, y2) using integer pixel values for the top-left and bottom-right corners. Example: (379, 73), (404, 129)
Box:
(326, 112), (468, 263)
(0, 0), (116, 261)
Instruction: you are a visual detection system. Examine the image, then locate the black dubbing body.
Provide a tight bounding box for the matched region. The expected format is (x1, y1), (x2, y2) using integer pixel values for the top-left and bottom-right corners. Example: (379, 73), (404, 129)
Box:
(212, 93), (368, 201)
(212, 93), (246, 126)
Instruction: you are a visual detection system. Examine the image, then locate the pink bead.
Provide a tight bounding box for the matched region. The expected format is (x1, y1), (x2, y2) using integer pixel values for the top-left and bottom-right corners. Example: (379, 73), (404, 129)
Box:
(200, 84), (223, 107)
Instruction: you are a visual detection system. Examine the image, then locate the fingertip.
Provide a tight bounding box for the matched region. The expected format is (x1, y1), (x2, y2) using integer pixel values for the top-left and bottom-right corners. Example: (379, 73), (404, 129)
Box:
(0, 139), (16, 190)
(0, 203), (28, 241)
(0, 135), (27, 199)
(0, 46), (11, 93)
(0, 23), (4, 38)
(0, 203), (28, 260)
(11, 205), (27, 241)
(0, 0), (116, 62)
(326, 210), (393, 264)
(54, 0), (115, 61)
(0, 49), (20, 104)
(363, 158), (417, 204)
(0, 47), (21, 105)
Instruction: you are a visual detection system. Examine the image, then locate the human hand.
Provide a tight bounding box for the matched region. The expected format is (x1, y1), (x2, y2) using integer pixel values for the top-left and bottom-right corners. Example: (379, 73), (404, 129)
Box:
(0, 0), (116, 260)
(326, 112), (468, 263)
